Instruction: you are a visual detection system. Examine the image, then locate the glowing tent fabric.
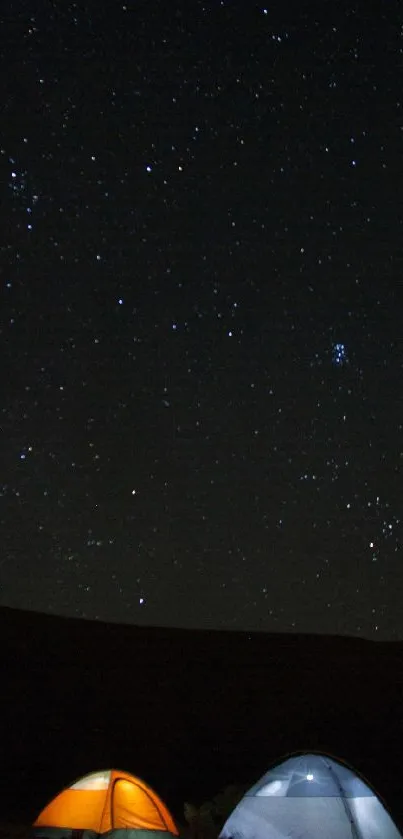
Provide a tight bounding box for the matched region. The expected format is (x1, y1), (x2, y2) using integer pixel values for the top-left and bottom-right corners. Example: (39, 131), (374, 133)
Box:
(219, 753), (402, 839)
(33, 769), (178, 839)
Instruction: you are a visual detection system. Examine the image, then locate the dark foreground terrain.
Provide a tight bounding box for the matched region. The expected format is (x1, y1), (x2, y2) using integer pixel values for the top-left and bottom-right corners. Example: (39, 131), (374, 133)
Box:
(0, 606), (402, 830)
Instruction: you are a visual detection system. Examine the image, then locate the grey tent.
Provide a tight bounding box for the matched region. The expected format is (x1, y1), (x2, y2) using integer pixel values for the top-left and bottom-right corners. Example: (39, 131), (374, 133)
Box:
(219, 753), (402, 839)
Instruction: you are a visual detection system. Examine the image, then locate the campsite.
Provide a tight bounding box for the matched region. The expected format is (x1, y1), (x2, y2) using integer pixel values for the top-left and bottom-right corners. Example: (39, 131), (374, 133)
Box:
(0, 606), (402, 839)
(2, 0), (402, 835)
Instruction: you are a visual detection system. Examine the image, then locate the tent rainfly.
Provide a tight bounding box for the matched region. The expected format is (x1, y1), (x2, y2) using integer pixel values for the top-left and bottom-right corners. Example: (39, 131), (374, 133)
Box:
(33, 769), (179, 839)
(219, 753), (402, 839)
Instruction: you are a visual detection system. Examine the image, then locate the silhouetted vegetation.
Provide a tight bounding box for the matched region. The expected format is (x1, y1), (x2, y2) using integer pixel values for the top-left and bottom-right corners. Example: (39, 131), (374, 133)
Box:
(0, 606), (402, 833)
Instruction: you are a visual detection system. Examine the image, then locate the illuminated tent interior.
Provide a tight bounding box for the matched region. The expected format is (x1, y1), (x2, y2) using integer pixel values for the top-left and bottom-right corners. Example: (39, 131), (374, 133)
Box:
(219, 752), (402, 839)
(33, 769), (179, 839)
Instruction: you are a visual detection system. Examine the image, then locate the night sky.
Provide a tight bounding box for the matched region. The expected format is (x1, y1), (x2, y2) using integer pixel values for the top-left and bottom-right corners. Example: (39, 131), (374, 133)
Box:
(1, 0), (402, 640)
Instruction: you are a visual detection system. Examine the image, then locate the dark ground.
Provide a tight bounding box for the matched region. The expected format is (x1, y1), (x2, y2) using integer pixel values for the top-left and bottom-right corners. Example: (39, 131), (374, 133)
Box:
(0, 606), (402, 830)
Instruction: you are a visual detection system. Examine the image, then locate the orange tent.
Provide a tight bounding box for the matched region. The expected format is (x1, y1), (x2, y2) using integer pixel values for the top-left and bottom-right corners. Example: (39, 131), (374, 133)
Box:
(33, 769), (179, 839)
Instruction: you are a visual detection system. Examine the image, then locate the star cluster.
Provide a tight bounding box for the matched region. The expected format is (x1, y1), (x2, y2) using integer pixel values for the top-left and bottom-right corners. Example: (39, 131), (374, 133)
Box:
(1, 0), (402, 639)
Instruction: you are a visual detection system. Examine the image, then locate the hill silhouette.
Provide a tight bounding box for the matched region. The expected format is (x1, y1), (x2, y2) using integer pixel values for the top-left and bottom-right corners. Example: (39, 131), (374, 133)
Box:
(0, 606), (402, 829)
